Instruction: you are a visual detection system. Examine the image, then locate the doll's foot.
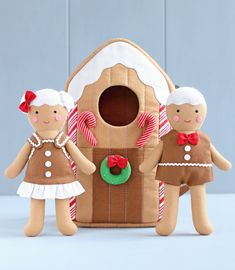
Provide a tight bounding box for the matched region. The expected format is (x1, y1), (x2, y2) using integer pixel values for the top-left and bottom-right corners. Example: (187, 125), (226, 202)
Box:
(194, 223), (213, 235)
(155, 221), (175, 236)
(24, 223), (43, 237)
(57, 221), (78, 236)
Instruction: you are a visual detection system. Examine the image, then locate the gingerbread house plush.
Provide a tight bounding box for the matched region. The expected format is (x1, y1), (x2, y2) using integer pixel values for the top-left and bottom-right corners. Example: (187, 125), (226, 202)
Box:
(65, 38), (175, 227)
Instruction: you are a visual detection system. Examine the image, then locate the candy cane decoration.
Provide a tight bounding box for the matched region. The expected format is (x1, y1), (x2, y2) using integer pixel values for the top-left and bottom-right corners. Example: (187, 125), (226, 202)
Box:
(68, 106), (79, 221)
(158, 104), (172, 221)
(136, 112), (156, 148)
(77, 111), (97, 146)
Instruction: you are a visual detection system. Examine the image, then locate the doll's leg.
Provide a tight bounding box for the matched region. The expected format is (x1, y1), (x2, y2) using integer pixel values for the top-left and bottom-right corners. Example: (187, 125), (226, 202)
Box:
(55, 199), (78, 236)
(24, 198), (45, 237)
(190, 184), (213, 235)
(156, 184), (180, 236)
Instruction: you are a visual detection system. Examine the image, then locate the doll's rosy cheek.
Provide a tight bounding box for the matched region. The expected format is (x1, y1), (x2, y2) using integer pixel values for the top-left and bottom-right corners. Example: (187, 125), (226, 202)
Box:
(173, 115), (180, 122)
(31, 116), (38, 123)
(196, 115), (203, 123)
(55, 115), (62, 122)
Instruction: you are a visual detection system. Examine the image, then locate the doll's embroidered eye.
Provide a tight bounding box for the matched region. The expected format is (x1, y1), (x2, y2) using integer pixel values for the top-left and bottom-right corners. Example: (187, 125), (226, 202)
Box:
(54, 110), (57, 114)
(35, 111), (39, 114)
(195, 110), (199, 113)
(176, 109), (180, 112)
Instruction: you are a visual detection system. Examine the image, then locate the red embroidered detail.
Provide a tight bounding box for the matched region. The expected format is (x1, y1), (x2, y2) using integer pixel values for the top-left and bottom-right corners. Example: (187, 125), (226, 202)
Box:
(107, 155), (128, 169)
(177, 132), (199, 145)
(19, 90), (36, 113)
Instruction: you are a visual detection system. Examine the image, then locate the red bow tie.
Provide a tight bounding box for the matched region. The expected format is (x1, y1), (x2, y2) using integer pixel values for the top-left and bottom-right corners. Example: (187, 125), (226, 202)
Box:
(19, 90), (36, 113)
(177, 132), (199, 145)
(108, 155), (128, 169)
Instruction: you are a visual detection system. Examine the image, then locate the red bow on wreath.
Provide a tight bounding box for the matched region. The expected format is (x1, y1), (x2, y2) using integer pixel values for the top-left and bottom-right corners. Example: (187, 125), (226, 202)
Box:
(19, 90), (36, 113)
(177, 132), (199, 145)
(108, 155), (128, 169)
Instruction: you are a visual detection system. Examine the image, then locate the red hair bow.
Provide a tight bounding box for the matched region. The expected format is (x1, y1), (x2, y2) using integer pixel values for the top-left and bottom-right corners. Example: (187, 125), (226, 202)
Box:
(19, 90), (36, 113)
(108, 155), (128, 169)
(177, 132), (199, 145)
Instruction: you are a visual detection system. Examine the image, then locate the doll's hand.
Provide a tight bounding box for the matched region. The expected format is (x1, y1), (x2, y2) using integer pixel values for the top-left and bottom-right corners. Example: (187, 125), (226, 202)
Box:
(4, 165), (18, 179)
(85, 163), (96, 175)
(139, 162), (151, 173)
(139, 163), (145, 173)
(221, 160), (232, 171)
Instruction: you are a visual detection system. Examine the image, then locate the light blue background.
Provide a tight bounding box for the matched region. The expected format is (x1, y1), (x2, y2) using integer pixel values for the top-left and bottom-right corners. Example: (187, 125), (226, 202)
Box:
(0, 0), (234, 194)
(1, 195), (235, 270)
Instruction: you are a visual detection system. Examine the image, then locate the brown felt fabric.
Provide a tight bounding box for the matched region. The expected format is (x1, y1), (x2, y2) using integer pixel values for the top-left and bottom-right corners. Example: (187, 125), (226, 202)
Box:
(92, 148), (142, 223)
(25, 133), (76, 185)
(65, 39), (176, 227)
(76, 148), (93, 222)
(156, 130), (213, 186)
(142, 148), (159, 223)
(76, 64), (159, 149)
(75, 222), (156, 228)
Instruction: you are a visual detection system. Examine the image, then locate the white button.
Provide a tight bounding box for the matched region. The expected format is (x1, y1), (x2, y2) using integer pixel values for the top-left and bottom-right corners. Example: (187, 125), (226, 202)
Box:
(45, 171), (52, 178)
(45, 150), (51, 157)
(45, 161), (52, 168)
(184, 154), (191, 161)
(185, 145), (191, 152)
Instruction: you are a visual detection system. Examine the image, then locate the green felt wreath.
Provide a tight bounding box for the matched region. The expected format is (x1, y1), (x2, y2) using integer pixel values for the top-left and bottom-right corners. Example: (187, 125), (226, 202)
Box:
(100, 156), (131, 185)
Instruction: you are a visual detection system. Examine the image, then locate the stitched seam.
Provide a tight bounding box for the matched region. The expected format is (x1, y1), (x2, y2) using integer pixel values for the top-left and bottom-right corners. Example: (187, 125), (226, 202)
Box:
(124, 67), (129, 223)
(108, 67), (112, 223)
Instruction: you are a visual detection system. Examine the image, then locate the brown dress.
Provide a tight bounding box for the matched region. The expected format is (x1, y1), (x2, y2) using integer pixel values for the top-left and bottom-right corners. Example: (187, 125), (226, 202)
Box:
(155, 130), (213, 186)
(24, 132), (76, 185)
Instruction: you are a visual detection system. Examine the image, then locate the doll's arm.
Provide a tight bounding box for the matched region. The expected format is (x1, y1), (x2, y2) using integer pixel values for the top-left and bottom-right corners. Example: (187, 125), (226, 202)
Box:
(4, 143), (31, 179)
(66, 140), (96, 175)
(139, 141), (163, 173)
(210, 143), (232, 171)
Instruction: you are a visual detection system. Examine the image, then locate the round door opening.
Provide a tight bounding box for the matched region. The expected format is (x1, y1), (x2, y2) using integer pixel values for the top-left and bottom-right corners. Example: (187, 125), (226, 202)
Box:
(98, 86), (139, 126)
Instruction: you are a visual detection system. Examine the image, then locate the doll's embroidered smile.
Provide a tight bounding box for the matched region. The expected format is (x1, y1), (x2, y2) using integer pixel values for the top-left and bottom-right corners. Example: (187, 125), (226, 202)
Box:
(43, 120), (50, 124)
(184, 119), (191, 123)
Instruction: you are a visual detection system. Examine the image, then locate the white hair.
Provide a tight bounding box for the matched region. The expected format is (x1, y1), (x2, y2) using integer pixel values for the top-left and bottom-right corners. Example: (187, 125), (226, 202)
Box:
(166, 87), (207, 106)
(20, 88), (74, 112)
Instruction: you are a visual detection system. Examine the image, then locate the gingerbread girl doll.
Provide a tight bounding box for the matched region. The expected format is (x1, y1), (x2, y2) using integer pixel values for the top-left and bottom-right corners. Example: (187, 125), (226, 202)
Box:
(140, 87), (232, 236)
(5, 89), (96, 236)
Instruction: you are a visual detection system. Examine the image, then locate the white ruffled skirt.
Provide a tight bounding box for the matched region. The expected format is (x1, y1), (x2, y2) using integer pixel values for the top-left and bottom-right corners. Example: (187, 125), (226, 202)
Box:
(17, 181), (85, 199)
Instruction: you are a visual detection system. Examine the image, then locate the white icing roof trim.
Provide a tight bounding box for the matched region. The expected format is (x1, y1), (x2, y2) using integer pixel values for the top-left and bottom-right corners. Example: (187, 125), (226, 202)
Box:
(166, 87), (207, 106)
(68, 41), (170, 104)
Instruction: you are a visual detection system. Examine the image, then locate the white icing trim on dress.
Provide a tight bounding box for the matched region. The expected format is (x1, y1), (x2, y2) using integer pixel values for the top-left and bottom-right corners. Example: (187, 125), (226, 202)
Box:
(56, 132), (70, 147)
(28, 148), (35, 160)
(17, 181), (85, 199)
(68, 41), (170, 104)
(28, 133), (41, 148)
(158, 163), (212, 167)
(42, 139), (54, 143)
(27, 132), (70, 160)
(62, 146), (70, 160)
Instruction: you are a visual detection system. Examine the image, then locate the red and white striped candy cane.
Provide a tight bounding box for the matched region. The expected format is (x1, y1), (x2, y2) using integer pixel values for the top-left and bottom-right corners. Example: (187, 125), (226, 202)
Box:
(158, 104), (172, 221)
(77, 111), (97, 146)
(136, 112), (156, 148)
(68, 106), (79, 220)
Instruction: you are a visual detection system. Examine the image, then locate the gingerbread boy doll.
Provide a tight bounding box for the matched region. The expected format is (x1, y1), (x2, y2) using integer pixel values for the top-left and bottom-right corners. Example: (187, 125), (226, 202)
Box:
(140, 87), (232, 236)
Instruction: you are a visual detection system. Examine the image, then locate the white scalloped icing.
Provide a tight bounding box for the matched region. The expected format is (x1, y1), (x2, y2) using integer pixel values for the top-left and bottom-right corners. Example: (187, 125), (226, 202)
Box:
(158, 163), (212, 167)
(67, 41), (170, 104)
